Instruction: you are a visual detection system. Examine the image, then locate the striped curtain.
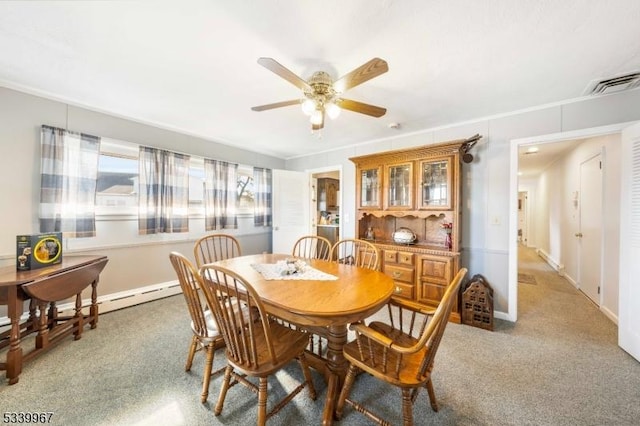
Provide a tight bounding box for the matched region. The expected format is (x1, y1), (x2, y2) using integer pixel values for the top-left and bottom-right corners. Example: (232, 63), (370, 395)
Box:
(39, 125), (100, 238)
(138, 146), (190, 234)
(204, 159), (238, 230)
(253, 167), (272, 227)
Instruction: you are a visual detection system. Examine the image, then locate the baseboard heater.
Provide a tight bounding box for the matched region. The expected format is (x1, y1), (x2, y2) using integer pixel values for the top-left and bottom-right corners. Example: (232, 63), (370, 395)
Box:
(0, 280), (182, 327)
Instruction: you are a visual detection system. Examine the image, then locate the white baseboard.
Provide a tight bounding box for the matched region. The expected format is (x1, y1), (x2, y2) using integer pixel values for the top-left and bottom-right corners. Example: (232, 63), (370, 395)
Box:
(0, 281), (182, 327)
(601, 306), (618, 325)
(493, 310), (510, 321)
(536, 249), (564, 273)
(563, 273), (578, 289)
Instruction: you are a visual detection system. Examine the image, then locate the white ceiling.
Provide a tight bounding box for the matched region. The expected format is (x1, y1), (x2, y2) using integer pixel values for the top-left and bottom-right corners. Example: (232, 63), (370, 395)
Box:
(1, 1), (639, 162)
(517, 139), (584, 179)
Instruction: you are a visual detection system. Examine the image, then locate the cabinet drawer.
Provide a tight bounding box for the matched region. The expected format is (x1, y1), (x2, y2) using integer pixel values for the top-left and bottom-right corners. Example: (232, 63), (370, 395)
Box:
(418, 254), (452, 285)
(419, 280), (459, 314)
(397, 251), (414, 265)
(393, 282), (414, 299)
(383, 249), (397, 263)
(420, 281), (446, 305)
(383, 264), (414, 284)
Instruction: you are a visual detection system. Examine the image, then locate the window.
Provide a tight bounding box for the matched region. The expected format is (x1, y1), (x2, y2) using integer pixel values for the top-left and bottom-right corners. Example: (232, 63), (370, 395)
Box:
(96, 139), (139, 215)
(188, 157), (205, 216)
(237, 164), (254, 212)
(96, 139), (258, 218)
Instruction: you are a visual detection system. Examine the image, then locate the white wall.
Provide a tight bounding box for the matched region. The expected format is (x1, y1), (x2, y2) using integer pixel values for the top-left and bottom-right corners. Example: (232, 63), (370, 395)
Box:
(286, 88), (640, 318)
(0, 87), (283, 318)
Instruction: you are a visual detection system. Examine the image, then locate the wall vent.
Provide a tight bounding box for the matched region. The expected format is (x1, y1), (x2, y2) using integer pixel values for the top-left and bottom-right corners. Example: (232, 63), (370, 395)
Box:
(584, 72), (640, 96)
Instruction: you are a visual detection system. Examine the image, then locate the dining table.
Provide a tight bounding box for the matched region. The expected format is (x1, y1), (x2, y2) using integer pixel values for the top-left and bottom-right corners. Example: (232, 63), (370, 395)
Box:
(210, 252), (394, 426)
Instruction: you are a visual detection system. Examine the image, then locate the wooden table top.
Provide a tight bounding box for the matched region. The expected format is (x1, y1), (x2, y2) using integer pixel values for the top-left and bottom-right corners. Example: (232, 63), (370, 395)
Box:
(0, 255), (108, 287)
(210, 253), (394, 327)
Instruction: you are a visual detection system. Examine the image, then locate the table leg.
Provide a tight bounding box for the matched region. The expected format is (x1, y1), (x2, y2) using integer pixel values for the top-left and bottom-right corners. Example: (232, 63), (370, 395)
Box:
(35, 301), (49, 349)
(90, 278), (99, 329)
(322, 324), (349, 426)
(6, 286), (24, 385)
(48, 302), (57, 329)
(27, 299), (37, 332)
(73, 293), (83, 340)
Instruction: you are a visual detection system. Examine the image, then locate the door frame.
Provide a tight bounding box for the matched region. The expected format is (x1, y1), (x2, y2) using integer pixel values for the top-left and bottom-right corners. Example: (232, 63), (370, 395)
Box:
(508, 121), (635, 322)
(307, 165), (343, 243)
(578, 152), (604, 306)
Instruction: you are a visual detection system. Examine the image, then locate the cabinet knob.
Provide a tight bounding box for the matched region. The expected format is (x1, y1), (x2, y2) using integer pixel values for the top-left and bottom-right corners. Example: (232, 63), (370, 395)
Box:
(574, 232), (583, 238)
(392, 271), (401, 278)
(394, 286), (402, 294)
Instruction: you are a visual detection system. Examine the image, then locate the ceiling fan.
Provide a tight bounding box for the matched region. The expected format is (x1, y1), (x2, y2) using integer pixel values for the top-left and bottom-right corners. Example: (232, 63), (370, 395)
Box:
(251, 57), (388, 130)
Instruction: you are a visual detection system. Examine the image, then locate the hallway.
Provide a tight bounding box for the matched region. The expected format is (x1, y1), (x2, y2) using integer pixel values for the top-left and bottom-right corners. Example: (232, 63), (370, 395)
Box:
(517, 245), (607, 327)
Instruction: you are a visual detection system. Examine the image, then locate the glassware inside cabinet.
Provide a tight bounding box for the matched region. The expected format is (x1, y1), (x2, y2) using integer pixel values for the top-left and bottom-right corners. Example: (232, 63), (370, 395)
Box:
(360, 167), (380, 208)
(387, 163), (413, 208)
(420, 158), (451, 208)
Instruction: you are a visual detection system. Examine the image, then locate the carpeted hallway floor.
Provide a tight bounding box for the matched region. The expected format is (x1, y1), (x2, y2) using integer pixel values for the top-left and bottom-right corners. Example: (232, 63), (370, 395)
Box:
(1, 246), (639, 425)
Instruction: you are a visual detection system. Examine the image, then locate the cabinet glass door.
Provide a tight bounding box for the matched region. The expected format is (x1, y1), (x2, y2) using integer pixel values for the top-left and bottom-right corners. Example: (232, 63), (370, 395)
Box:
(386, 163), (413, 209)
(419, 157), (451, 209)
(359, 167), (381, 209)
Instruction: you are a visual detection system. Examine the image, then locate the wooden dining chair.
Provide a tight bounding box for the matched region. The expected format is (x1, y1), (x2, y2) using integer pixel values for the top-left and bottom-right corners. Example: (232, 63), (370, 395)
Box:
(292, 235), (332, 261)
(287, 235), (333, 356)
(169, 252), (225, 403)
(199, 263), (317, 425)
(335, 267), (467, 425)
(298, 239), (380, 363)
(330, 238), (379, 270)
(194, 233), (242, 268)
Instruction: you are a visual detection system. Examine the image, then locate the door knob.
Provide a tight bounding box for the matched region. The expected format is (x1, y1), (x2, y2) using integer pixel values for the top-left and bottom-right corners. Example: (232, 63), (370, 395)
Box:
(575, 232), (583, 237)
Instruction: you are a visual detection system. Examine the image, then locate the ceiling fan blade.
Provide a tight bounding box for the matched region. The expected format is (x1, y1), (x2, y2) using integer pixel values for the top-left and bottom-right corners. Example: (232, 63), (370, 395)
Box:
(311, 110), (325, 130)
(333, 58), (388, 93)
(337, 98), (387, 117)
(251, 99), (301, 111)
(257, 57), (311, 91)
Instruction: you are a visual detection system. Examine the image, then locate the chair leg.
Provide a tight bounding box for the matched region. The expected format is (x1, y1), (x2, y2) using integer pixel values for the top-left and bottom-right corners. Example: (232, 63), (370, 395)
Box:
(185, 335), (198, 371)
(258, 377), (268, 426)
(335, 364), (358, 420)
(214, 365), (233, 416)
(401, 388), (414, 425)
(298, 353), (317, 400)
(425, 378), (439, 412)
(200, 342), (215, 403)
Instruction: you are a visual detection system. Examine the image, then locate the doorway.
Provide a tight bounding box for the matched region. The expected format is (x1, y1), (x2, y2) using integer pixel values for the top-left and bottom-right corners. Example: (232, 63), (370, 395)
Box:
(578, 153), (603, 305)
(509, 122), (628, 322)
(309, 166), (342, 250)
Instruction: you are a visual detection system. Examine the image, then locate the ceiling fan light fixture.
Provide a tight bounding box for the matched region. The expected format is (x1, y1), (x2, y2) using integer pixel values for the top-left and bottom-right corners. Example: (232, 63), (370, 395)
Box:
(326, 102), (340, 120)
(310, 109), (324, 125)
(301, 99), (316, 116)
(252, 57), (388, 131)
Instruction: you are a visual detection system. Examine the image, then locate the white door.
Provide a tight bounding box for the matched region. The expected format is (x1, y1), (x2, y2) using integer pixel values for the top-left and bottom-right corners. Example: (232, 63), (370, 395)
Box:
(518, 191), (527, 244)
(578, 154), (602, 305)
(272, 169), (311, 254)
(619, 122), (640, 362)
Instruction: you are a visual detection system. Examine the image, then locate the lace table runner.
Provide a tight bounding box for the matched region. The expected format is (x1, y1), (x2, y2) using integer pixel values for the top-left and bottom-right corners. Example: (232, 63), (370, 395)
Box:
(251, 262), (338, 281)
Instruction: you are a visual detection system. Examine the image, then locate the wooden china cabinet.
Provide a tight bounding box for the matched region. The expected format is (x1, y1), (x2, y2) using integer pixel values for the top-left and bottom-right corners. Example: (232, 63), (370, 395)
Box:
(350, 136), (480, 322)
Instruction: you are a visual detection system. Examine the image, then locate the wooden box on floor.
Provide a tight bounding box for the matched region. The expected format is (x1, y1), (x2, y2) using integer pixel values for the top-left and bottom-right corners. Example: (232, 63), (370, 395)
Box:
(461, 274), (494, 331)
